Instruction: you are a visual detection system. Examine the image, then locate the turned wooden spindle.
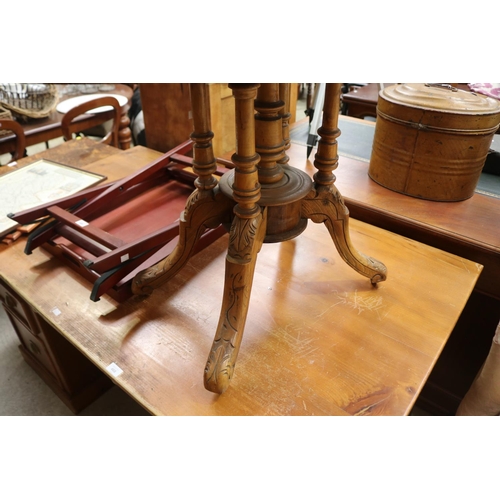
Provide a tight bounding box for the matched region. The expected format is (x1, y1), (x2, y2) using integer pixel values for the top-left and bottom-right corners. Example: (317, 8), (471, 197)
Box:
(118, 114), (132, 150)
(229, 84), (262, 217)
(254, 83), (286, 185)
(130, 83), (233, 295)
(278, 83), (292, 167)
(190, 83), (218, 192)
(313, 83), (341, 188)
(222, 82), (310, 243)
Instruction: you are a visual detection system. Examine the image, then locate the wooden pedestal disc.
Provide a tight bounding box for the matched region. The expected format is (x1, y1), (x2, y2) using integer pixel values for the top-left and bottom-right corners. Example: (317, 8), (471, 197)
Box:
(219, 165), (313, 243)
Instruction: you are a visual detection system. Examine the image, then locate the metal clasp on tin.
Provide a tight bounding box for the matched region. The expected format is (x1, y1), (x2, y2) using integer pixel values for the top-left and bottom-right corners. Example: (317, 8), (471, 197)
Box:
(425, 83), (458, 92)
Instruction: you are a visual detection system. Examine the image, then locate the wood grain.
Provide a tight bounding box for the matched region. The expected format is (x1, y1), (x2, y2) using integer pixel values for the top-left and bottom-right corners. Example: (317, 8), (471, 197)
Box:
(0, 215), (480, 415)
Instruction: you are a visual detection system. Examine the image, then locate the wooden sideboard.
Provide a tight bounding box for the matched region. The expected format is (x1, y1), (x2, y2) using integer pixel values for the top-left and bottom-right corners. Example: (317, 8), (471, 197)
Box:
(0, 276), (113, 412)
(341, 83), (382, 119)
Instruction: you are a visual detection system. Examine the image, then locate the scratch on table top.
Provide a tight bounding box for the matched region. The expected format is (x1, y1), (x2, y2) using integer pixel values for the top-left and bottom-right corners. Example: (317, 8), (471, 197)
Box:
(280, 326), (319, 358)
(438, 256), (481, 275)
(261, 299), (280, 328)
(446, 257), (471, 274)
(314, 289), (386, 321)
(266, 322), (320, 359)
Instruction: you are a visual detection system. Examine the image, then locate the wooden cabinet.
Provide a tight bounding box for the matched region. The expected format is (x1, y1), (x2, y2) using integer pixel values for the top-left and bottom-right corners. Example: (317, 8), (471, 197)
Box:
(207, 83), (236, 158)
(140, 83), (194, 154)
(140, 83), (298, 158)
(0, 278), (113, 413)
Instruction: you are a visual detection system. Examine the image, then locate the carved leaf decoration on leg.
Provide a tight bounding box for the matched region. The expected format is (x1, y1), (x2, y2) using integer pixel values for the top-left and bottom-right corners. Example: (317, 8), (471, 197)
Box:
(204, 342), (233, 391)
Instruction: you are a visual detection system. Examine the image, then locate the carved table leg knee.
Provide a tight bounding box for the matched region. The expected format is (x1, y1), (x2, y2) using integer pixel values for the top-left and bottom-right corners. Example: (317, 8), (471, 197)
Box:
(302, 186), (387, 284)
(131, 189), (233, 295)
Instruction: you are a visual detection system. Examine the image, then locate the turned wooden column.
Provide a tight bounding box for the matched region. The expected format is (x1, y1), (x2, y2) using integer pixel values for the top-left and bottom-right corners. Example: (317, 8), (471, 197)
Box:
(233, 82), (312, 243)
(190, 83), (218, 193)
(313, 82), (342, 189)
(229, 84), (262, 218)
(130, 83), (234, 295)
(254, 83), (285, 185)
(278, 83), (292, 167)
(118, 113), (132, 150)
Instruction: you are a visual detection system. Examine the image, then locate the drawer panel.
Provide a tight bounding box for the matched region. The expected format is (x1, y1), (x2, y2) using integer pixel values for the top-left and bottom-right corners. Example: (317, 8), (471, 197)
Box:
(7, 311), (59, 380)
(0, 280), (39, 333)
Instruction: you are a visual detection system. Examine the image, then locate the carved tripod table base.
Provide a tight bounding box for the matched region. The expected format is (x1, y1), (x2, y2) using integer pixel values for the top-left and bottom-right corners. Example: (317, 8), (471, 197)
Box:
(132, 83), (387, 394)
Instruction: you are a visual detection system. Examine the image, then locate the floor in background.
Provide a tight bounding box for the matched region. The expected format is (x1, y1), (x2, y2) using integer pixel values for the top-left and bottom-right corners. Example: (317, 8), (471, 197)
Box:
(0, 304), (149, 416)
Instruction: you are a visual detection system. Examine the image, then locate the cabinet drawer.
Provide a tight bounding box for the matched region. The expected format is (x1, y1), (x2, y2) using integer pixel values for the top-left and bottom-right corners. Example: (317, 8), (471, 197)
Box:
(7, 311), (59, 380)
(0, 280), (39, 333)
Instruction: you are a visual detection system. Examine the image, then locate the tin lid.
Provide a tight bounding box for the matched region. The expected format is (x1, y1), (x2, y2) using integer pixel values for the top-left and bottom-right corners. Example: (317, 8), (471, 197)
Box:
(381, 83), (500, 115)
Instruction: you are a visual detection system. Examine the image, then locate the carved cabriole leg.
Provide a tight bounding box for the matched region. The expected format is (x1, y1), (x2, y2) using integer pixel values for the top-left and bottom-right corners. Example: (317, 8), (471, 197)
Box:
(130, 191), (233, 295)
(204, 84), (266, 394)
(131, 84), (233, 296)
(301, 83), (387, 284)
(204, 208), (267, 394)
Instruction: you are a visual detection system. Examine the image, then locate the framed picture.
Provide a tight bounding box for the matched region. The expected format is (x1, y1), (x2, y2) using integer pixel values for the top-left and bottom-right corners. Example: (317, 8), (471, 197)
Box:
(0, 159), (106, 238)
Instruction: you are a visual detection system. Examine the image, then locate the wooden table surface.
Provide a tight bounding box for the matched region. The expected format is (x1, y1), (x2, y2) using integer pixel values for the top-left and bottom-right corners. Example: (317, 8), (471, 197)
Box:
(0, 139), (481, 415)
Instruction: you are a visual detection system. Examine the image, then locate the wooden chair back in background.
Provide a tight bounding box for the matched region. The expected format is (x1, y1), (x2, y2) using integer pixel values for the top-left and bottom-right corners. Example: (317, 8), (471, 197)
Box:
(0, 119), (26, 164)
(61, 96), (121, 147)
